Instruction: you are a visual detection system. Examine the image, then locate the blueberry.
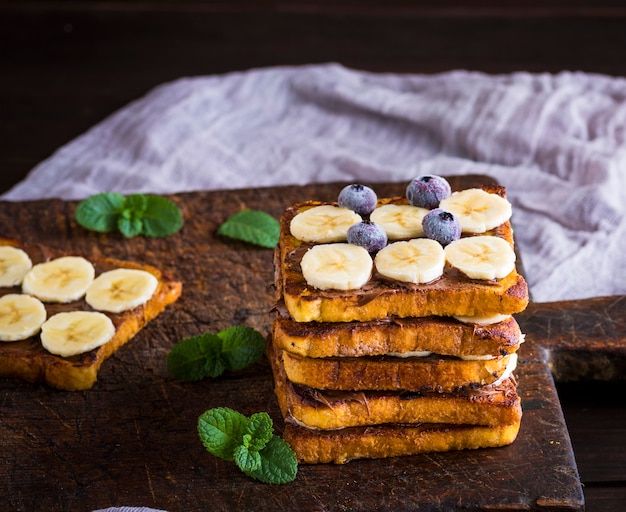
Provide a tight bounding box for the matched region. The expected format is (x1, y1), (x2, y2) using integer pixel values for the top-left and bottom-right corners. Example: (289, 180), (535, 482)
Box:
(347, 220), (388, 254)
(422, 208), (461, 246)
(338, 184), (378, 216)
(406, 175), (451, 209)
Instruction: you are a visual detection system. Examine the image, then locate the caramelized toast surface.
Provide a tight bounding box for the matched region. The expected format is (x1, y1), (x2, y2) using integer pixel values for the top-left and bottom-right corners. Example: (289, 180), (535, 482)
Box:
(278, 347), (517, 393)
(276, 186), (529, 323)
(272, 310), (523, 358)
(0, 238), (182, 390)
(269, 344), (522, 429)
(283, 421), (521, 464)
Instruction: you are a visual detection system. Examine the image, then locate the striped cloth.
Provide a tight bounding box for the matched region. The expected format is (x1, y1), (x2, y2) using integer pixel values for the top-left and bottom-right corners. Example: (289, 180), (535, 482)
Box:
(5, 63), (626, 303)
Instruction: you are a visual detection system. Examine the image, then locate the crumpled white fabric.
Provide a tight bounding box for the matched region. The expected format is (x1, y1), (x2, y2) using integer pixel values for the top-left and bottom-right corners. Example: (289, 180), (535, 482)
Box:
(4, 63), (626, 303)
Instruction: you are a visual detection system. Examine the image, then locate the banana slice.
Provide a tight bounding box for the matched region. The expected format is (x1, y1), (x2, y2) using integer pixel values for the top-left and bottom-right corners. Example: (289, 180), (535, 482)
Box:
(444, 236), (516, 280)
(300, 243), (373, 290)
(375, 238), (445, 284)
(453, 313), (512, 325)
(290, 205), (362, 243)
(0, 246), (33, 287)
(370, 204), (428, 240)
(40, 311), (115, 357)
(0, 294), (47, 342)
(491, 353), (518, 387)
(22, 256), (95, 303)
(86, 268), (159, 313)
(386, 350), (433, 358)
(439, 188), (512, 233)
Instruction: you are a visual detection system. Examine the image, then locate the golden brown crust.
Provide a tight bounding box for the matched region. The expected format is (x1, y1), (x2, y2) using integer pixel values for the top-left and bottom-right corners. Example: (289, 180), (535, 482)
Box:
(268, 343), (522, 429)
(276, 186), (529, 323)
(283, 420), (522, 464)
(0, 239), (182, 390)
(270, 184), (526, 463)
(272, 310), (523, 358)
(278, 348), (515, 393)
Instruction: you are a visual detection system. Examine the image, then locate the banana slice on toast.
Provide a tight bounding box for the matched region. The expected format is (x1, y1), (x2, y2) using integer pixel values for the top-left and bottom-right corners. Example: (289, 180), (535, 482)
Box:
(0, 246), (33, 287)
(445, 236), (516, 280)
(22, 256), (95, 302)
(301, 243), (372, 291)
(0, 294), (47, 342)
(86, 268), (159, 313)
(290, 205), (361, 243)
(440, 188), (512, 234)
(40, 311), (116, 357)
(375, 239), (444, 284)
(370, 204), (428, 240)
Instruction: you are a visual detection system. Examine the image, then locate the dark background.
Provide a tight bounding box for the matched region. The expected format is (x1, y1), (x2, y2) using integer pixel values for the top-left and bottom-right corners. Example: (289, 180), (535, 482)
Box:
(4, 1), (626, 195)
(2, 2), (626, 510)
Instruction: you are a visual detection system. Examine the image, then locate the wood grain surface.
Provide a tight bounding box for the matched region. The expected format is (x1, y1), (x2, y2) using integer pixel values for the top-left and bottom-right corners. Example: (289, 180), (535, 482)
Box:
(0, 177), (592, 511)
(4, 3), (626, 510)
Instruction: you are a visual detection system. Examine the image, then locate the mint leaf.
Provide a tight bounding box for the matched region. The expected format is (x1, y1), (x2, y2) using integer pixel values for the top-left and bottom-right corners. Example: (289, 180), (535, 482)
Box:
(217, 209), (279, 249)
(75, 192), (125, 232)
(166, 333), (224, 381)
(234, 442), (262, 473)
(167, 326), (265, 381)
(117, 210), (143, 238)
(197, 407), (249, 461)
(243, 412), (274, 451)
(197, 408), (298, 484)
(243, 435), (298, 484)
(75, 192), (183, 238)
(141, 195), (184, 237)
(218, 326), (266, 372)
(123, 193), (148, 216)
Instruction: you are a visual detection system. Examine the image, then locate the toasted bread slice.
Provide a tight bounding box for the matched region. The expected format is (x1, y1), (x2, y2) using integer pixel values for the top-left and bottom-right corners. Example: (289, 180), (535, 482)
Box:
(0, 239), (182, 390)
(269, 344), (521, 429)
(283, 420), (521, 464)
(275, 186), (529, 323)
(272, 309), (522, 358)
(278, 347), (517, 393)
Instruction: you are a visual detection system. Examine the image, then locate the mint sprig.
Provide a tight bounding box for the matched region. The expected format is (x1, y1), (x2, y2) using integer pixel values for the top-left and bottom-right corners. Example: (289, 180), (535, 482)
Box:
(198, 407), (298, 484)
(217, 209), (279, 249)
(167, 325), (266, 381)
(75, 192), (183, 238)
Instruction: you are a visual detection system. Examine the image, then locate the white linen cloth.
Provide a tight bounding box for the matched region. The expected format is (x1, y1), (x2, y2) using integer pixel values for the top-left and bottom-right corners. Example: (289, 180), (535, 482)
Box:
(4, 63), (626, 303)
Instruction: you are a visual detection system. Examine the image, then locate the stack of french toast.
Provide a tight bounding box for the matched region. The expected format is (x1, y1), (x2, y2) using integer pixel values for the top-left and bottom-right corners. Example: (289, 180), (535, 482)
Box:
(269, 176), (529, 464)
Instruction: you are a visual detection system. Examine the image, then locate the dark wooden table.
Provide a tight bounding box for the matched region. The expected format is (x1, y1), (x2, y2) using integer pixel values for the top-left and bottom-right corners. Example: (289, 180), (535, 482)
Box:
(2, 2), (626, 510)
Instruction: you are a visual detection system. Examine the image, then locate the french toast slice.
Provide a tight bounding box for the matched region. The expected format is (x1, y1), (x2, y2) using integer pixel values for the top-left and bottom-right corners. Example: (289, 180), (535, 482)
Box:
(278, 347), (517, 393)
(272, 309), (523, 358)
(275, 185), (529, 323)
(283, 421), (522, 464)
(0, 239), (182, 390)
(269, 344), (522, 429)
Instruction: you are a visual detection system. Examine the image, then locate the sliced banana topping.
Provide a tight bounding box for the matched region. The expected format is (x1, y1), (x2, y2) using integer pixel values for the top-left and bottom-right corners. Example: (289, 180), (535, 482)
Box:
(40, 311), (116, 357)
(290, 205), (362, 243)
(490, 353), (518, 387)
(459, 354), (498, 361)
(386, 350), (433, 358)
(453, 313), (512, 325)
(0, 294), (47, 342)
(0, 246), (33, 287)
(301, 243), (373, 291)
(369, 204), (428, 240)
(86, 268), (158, 313)
(439, 188), (512, 233)
(444, 236), (516, 280)
(375, 239), (445, 284)
(22, 256), (95, 303)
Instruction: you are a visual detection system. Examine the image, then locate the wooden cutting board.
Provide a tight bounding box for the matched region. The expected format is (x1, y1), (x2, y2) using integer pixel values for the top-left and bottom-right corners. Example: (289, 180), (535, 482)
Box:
(1, 175), (607, 511)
